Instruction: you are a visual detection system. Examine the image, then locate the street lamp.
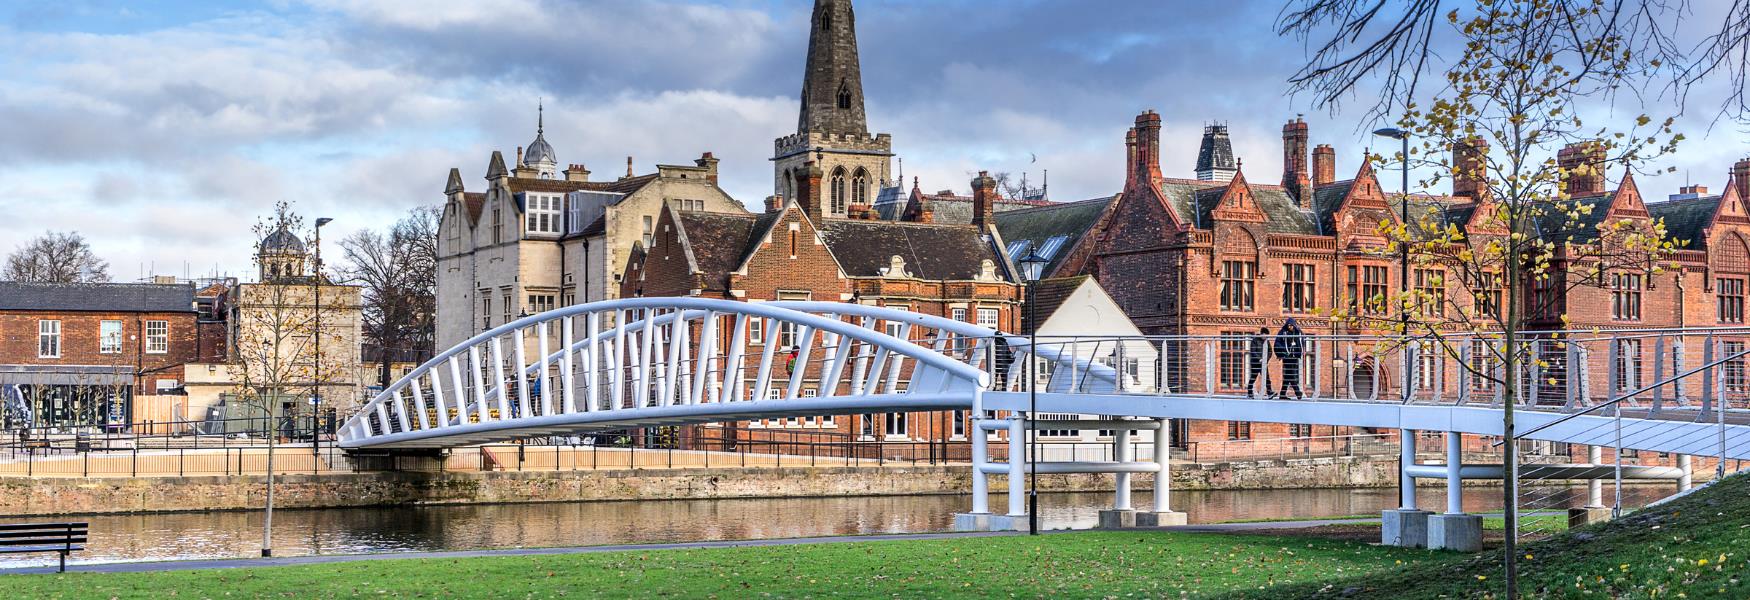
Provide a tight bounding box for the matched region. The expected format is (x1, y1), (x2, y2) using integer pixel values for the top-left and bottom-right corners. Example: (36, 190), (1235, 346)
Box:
(1017, 249), (1049, 536)
(312, 217), (333, 455)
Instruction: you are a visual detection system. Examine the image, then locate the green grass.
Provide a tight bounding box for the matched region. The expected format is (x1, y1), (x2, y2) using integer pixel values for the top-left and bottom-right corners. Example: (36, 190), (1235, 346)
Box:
(0, 531), (1445, 599)
(1270, 472), (1750, 599)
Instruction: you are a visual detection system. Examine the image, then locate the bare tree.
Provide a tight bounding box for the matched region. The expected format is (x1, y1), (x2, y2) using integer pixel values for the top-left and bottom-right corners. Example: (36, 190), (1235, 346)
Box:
(1279, 0), (1750, 123)
(4, 231), (111, 283)
(340, 206), (439, 388)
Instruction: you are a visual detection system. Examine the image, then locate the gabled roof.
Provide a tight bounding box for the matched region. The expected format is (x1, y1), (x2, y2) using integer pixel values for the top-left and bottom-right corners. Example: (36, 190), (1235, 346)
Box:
(1160, 177), (1319, 234)
(1021, 275), (1089, 333)
(817, 220), (1009, 281)
(463, 192), (486, 225)
(872, 188), (1048, 224)
(674, 210), (767, 282)
(1648, 195), (1719, 249)
(993, 195), (1116, 275)
(0, 282), (195, 313)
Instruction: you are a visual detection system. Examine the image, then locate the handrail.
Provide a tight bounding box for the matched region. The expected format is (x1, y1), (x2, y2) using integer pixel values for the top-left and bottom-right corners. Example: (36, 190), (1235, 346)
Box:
(1510, 345), (1750, 442)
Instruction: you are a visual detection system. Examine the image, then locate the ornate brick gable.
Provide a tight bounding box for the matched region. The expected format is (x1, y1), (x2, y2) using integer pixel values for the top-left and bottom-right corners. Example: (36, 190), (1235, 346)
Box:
(1604, 171), (1650, 220)
(1208, 169), (1267, 223)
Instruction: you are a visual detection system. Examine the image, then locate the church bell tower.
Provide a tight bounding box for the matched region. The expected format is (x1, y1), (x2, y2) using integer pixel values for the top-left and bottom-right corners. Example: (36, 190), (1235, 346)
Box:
(773, 0), (893, 220)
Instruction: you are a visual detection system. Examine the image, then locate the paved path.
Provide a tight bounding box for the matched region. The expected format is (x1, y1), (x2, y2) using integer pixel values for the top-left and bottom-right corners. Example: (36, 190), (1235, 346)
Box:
(1163, 517), (1378, 532)
(0, 531), (1022, 576)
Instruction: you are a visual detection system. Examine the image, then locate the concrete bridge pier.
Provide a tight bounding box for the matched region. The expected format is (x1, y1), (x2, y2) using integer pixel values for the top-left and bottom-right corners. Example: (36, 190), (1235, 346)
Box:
(1571, 445), (1614, 527)
(1382, 428), (1432, 548)
(1427, 432), (1482, 551)
(1135, 418), (1186, 527)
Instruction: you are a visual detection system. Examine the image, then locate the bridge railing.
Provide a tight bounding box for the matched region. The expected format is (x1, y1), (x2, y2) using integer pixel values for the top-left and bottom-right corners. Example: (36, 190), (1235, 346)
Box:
(338, 298), (993, 448)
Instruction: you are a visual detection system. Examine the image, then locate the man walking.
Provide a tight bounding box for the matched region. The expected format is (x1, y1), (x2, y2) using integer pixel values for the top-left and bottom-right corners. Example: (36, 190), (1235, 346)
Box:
(1273, 319), (1307, 400)
(1246, 327), (1270, 398)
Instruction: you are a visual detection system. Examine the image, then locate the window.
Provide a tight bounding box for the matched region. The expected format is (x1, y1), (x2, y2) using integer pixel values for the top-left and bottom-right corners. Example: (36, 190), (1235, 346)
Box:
(1414, 343), (1439, 390)
(830, 167), (848, 215)
(749, 318), (765, 344)
(950, 307), (967, 322)
(1614, 338), (1643, 391)
(527, 294), (555, 315)
(1218, 331), (1248, 390)
(883, 306), (909, 339)
(100, 320), (123, 354)
(502, 292), (513, 323)
(38, 320), (61, 358)
(1531, 273), (1559, 318)
(860, 413), (876, 437)
(1726, 341), (1747, 393)
(1611, 273), (1643, 321)
(1475, 271), (1504, 319)
(1218, 260), (1256, 312)
(976, 308), (1000, 328)
(481, 295), (492, 329)
(788, 229), (799, 258)
(1468, 339), (1499, 391)
(1036, 413), (1080, 438)
(567, 194), (585, 234)
(1282, 263), (1315, 313)
(672, 199), (704, 212)
(145, 320), (169, 354)
(492, 206), (503, 244)
(1227, 421), (1252, 440)
(1289, 423), (1313, 438)
(1414, 268), (1446, 317)
(952, 410), (966, 438)
(852, 169), (868, 207)
(525, 194), (562, 234)
(562, 292), (576, 307)
(779, 321), (801, 350)
(884, 412), (907, 438)
(1347, 265), (1389, 315)
(836, 80), (851, 109)
(1721, 278), (1745, 323)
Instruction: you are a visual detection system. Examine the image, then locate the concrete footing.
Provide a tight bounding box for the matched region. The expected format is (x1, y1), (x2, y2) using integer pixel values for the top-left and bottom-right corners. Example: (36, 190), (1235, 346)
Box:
(1381, 509), (1432, 548)
(1568, 507), (1615, 528)
(1427, 514), (1483, 551)
(1097, 509), (1136, 529)
(952, 513), (1028, 532)
(1134, 511), (1188, 527)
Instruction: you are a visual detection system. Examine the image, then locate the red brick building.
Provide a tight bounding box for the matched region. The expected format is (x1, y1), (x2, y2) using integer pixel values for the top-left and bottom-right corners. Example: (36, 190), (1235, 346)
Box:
(0, 282), (199, 429)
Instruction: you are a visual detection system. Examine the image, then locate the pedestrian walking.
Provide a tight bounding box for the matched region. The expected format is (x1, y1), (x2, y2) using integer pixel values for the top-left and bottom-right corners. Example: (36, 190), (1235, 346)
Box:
(1273, 318), (1307, 399)
(1246, 327), (1270, 398)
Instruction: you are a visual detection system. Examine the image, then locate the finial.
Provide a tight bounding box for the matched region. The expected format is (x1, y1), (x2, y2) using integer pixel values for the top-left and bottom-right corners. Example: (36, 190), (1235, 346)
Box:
(537, 98), (543, 134)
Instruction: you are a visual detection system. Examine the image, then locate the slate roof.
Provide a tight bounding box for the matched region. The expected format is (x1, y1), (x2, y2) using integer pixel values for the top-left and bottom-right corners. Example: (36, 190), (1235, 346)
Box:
(1159, 178), (1320, 234)
(871, 190), (1049, 224)
(0, 282), (195, 313)
(674, 211), (766, 281)
(1648, 195), (1721, 249)
(507, 174), (655, 196)
(1020, 275), (1088, 333)
(992, 195), (1115, 275)
(1194, 125), (1236, 174)
(817, 220), (1008, 281)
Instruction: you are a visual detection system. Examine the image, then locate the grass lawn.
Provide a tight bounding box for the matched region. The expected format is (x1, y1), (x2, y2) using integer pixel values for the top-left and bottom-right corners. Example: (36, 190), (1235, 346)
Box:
(0, 531), (1447, 599)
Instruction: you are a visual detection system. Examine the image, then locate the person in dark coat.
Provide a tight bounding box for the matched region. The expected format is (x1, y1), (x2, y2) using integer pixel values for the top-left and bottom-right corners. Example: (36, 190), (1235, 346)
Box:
(1246, 327), (1270, 398)
(1273, 319), (1307, 399)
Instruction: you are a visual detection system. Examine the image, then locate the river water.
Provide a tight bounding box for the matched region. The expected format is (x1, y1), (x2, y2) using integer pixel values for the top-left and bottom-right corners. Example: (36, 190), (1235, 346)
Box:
(0, 486), (1668, 569)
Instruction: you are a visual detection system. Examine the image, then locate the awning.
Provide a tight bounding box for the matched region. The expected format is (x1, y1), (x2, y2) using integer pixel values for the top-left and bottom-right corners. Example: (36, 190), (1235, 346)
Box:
(0, 365), (134, 387)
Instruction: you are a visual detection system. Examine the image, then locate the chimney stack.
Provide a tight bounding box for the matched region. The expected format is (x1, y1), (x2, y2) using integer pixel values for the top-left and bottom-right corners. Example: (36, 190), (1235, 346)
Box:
(971, 170), (997, 228)
(1312, 144), (1336, 187)
(1451, 136), (1489, 200)
(1124, 128), (1138, 182)
(1281, 117), (1311, 206)
(764, 195), (784, 213)
(1557, 141), (1608, 197)
(1133, 111), (1163, 185)
(797, 162), (825, 222)
(1735, 158), (1750, 201)
(562, 163), (590, 182)
(625, 156), (634, 179)
(695, 152), (719, 184)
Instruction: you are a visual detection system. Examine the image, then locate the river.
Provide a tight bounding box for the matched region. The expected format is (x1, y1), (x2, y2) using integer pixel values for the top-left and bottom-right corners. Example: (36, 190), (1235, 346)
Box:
(0, 486), (1668, 569)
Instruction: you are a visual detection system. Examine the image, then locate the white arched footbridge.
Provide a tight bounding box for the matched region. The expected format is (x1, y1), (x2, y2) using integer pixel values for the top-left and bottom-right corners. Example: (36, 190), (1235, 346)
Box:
(339, 299), (1750, 540)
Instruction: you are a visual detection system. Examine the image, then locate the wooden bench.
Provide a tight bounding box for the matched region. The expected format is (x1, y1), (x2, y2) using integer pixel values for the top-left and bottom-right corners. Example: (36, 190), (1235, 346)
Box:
(0, 522), (88, 572)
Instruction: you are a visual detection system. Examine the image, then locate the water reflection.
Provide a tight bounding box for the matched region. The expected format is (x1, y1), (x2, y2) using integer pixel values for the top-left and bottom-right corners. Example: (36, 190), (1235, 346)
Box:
(0, 485), (1669, 568)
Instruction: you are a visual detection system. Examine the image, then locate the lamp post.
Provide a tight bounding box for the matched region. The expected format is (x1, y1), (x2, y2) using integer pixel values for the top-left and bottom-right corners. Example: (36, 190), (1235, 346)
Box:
(1018, 250), (1049, 535)
(1372, 128), (1414, 398)
(312, 217), (333, 454)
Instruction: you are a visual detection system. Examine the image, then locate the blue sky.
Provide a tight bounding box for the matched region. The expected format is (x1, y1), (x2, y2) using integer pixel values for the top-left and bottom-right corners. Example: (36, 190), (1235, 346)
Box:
(2, 0), (1745, 280)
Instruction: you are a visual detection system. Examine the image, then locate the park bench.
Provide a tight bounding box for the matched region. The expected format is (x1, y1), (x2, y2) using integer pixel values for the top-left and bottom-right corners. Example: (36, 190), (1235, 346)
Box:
(0, 522), (88, 572)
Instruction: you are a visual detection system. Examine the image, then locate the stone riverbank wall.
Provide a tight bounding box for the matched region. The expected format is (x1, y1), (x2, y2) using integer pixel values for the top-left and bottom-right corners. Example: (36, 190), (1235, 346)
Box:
(0, 455), (1406, 517)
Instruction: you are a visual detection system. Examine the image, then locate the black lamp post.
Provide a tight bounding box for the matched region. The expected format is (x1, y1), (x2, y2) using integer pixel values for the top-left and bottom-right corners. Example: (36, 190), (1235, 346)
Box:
(312, 217), (333, 453)
(1017, 249), (1049, 535)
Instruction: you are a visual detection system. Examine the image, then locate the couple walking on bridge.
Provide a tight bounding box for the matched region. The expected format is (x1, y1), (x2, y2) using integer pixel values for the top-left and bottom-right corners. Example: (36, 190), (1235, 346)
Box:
(1245, 319), (1307, 400)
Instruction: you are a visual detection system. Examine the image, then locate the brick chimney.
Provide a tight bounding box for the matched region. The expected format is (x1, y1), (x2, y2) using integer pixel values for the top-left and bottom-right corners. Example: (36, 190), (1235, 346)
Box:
(1281, 117), (1311, 206)
(797, 162), (825, 222)
(1124, 128), (1138, 182)
(1312, 144), (1336, 187)
(562, 163), (590, 182)
(1133, 111), (1163, 185)
(765, 195), (784, 213)
(1557, 141), (1607, 197)
(1452, 136), (1489, 200)
(971, 170), (997, 228)
(695, 152), (719, 184)
(1735, 157), (1750, 201)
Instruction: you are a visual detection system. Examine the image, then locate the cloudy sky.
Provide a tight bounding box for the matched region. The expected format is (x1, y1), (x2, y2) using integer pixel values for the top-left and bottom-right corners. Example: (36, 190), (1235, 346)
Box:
(3, 0), (1746, 281)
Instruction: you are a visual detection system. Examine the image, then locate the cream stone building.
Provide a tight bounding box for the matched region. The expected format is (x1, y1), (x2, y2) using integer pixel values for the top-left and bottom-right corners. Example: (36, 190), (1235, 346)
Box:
(435, 110), (746, 349)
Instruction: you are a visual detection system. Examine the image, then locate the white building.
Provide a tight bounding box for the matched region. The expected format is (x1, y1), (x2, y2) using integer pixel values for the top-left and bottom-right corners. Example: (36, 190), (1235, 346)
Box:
(1020, 275), (1162, 460)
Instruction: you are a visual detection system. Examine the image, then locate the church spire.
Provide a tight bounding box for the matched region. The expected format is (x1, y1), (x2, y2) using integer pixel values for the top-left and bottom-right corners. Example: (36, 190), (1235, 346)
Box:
(797, 0), (867, 136)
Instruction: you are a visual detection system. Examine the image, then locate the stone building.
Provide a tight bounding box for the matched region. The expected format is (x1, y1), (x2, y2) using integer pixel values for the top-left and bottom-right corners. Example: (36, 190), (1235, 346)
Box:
(435, 107), (745, 349)
(0, 282), (199, 430)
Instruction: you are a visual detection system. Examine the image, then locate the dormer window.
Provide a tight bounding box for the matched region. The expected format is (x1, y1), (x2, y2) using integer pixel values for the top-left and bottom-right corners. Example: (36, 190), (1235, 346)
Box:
(526, 194), (562, 235)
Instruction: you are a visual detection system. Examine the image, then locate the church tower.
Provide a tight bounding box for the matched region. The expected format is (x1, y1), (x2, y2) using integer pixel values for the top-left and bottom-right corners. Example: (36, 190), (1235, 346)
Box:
(773, 0), (893, 220)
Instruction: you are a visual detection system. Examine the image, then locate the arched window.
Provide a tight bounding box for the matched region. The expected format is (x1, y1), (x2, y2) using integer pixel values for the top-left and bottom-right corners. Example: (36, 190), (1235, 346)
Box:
(852, 168), (868, 207)
(830, 167), (847, 215)
(837, 80), (852, 110)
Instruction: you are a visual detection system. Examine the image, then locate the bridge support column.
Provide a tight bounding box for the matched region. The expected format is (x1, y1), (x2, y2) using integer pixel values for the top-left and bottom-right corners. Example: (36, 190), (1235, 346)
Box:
(970, 417), (989, 515)
(1098, 426), (1137, 529)
(1382, 428), (1431, 548)
(1428, 432), (1481, 551)
(1679, 454), (1693, 491)
(1007, 417), (1027, 519)
(1569, 445), (1614, 527)
(1136, 417), (1186, 527)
